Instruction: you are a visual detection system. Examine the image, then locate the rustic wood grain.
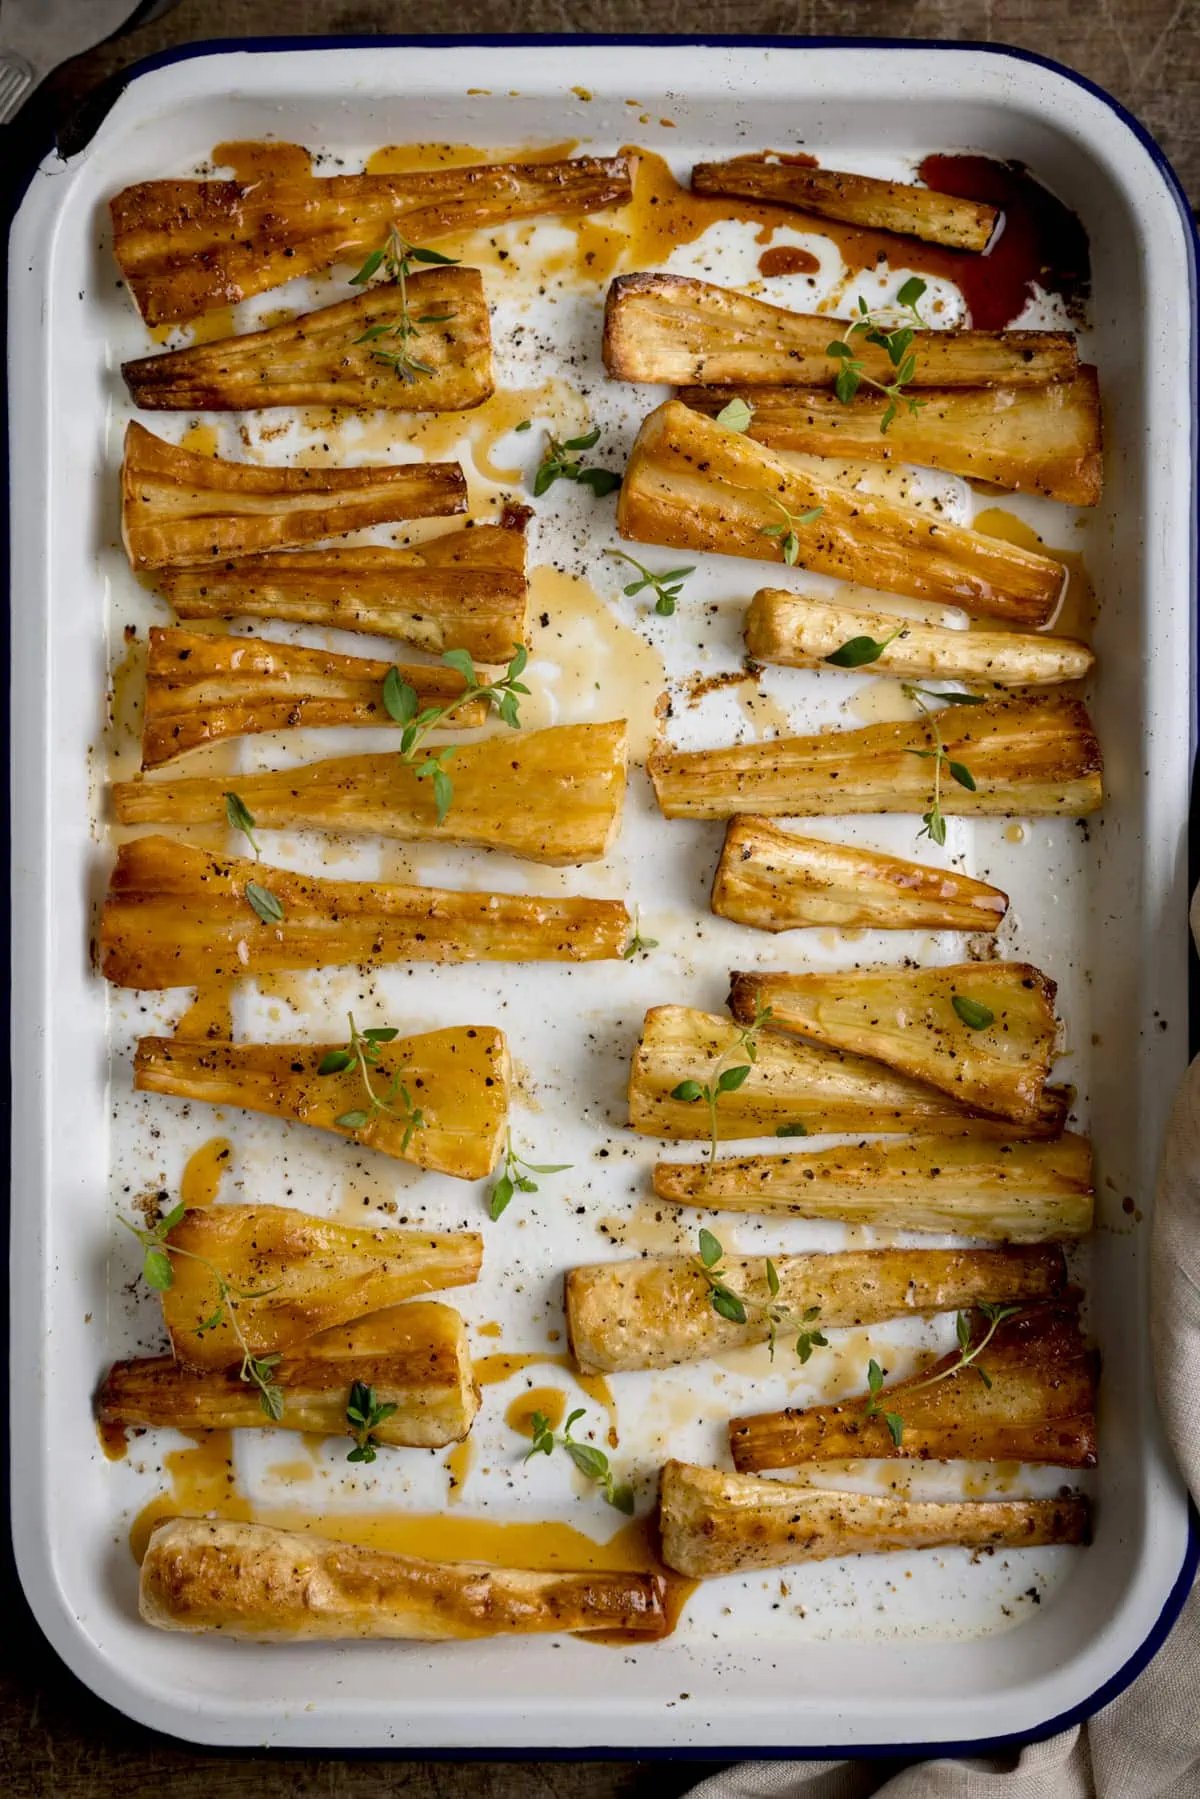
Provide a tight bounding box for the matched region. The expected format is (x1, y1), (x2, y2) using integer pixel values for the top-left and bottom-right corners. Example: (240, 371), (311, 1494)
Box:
(3, 0), (1194, 1790)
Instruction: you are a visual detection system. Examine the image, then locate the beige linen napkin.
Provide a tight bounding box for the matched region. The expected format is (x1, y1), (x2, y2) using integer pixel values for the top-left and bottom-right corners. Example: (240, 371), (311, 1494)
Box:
(688, 937), (1200, 1799)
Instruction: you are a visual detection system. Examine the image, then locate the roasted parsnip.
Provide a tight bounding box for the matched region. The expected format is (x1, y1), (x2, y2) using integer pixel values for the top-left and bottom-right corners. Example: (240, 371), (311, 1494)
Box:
(629, 1007), (1070, 1143)
(100, 1301), (480, 1447)
(618, 402), (1067, 625)
(156, 1206), (483, 1369)
(658, 1462), (1089, 1580)
(142, 627), (488, 767)
(744, 590), (1094, 688)
(653, 1133), (1094, 1241)
(122, 421), (466, 571)
(691, 156), (999, 251)
(134, 1027), (510, 1180)
(649, 694), (1103, 821)
(730, 1303), (1098, 1471)
(112, 156), (634, 326)
(156, 505), (530, 660)
(141, 1517), (666, 1639)
(678, 371), (1104, 506)
(566, 1244), (1067, 1373)
(604, 275), (1076, 388)
(113, 720), (628, 866)
(123, 270), (493, 412)
(729, 964), (1059, 1127)
(711, 817), (1009, 933)
(101, 837), (631, 986)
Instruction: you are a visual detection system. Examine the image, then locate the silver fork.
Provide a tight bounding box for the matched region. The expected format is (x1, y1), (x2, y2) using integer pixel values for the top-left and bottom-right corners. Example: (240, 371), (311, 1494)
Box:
(0, 0), (178, 125)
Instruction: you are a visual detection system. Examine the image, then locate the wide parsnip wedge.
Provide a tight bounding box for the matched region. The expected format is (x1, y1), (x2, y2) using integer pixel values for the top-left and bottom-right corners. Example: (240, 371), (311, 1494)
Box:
(603, 275), (1076, 388)
(113, 720), (628, 866)
(566, 1244), (1067, 1373)
(629, 1007), (1069, 1141)
(156, 505), (530, 660)
(617, 402), (1067, 625)
(100, 1301), (480, 1447)
(101, 837), (631, 986)
(140, 1517), (667, 1639)
(142, 626), (488, 767)
(111, 156), (634, 326)
(729, 1303), (1098, 1471)
(134, 1026), (510, 1180)
(123, 270), (493, 412)
(744, 590), (1094, 688)
(729, 964), (1059, 1127)
(156, 1205), (483, 1369)
(711, 817), (1009, 933)
(648, 694), (1103, 821)
(653, 1132), (1094, 1241)
(658, 1462), (1089, 1579)
(678, 372), (1104, 506)
(690, 156), (999, 250)
(122, 421), (466, 570)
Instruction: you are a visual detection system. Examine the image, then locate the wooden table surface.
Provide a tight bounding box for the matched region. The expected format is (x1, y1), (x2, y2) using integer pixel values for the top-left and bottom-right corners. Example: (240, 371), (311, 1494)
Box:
(3, 2), (1196, 1792)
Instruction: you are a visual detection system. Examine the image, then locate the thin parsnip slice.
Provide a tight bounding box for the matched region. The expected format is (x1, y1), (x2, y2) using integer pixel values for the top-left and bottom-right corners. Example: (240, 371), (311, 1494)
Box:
(123, 269), (493, 412)
(122, 421), (465, 570)
(729, 1303), (1098, 1471)
(744, 590), (1094, 687)
(134, 1027), (509, 1180)
(678, 372), (1104, 506)
(649, 694), (1103, 820)
(618, 402), (1067, 624)
(100, 1302), (480, 1447)
(142, 627), (487, 767)
(113, 720), (628, 866)
(156, 1205), (483, 1369)
(690, 157), (998, 251)
(155, 505), (530, 660)
(112, 156), (634, 326)
(629, 1007), (1069, 1142)
(653, 1132), (1094, 1241)
(101, 837), (631, 986)
(658, 1461), (1089, 1579)
(566, 1244), (1067, 1373)
(604, 275), (1076, 389)
(729, 964), (1059, 1126)
(711, 817), (1009, 933)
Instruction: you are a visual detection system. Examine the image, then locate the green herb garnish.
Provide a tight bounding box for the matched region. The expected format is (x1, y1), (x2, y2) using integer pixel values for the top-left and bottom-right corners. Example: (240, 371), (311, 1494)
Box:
(826, 276), (929, 432)
(694, 1229), (828, 1364)
(715, 397), (754, 433)
(346, 1379), (399, 1464)
(349, 227), (459, 384)
(318, 1012), (424, 1148)
(864, 1302), (1023, 1447)
(532, 427), (622, 499)
(524, 1407), (634, 1514)
(489, 1129), (571, 1221)
(901, 682), (985, 847)
(622, 905), (659, 960)
(224, 790), (261, 858)
(382, 643), (529, 824)
(825, 627), (906, 669)
(670, 993), (774, 1165)
(244, 880), (284, 926)
(758, 494), (824, 566)
(951, 994), (995, 1031)
(604, 548), (694, 618)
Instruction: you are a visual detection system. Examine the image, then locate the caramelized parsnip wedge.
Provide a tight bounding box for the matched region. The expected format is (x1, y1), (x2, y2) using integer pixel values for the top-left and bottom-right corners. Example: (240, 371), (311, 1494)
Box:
(691, 157), (999, 250)
(134, 1027), (510, 1180)
(123, 270), (493, 412)
(566, 1245), (1067, 1373)
(156, 1205), (483, 1369)
(658, 1462), (1089, 1579)
(122, 421), (465, 570)
(711, 817), (1009, 933)
(101, 837), (631, 986)
(618, 402), (1067, 625)
(100, 1302), (479, 1447)
(141, 1518), (668, 1639)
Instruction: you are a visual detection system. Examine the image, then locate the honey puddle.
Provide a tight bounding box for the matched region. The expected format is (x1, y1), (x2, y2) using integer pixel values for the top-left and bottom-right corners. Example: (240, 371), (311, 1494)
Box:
(474, 1351), (618, 1442)
(847, 677), (918, 726)
(180, 1136), (232, 1209)
(365, 141), (580, 175)
(174, 981), (235, 1042)
(506, 1386), (567, 1438)
(525, 566), (666, 762)
(180, 422), (221, 458)
(212, 140), (313, 181)
(972, 508), (1094, 640)
(444, 1436), (475, 1504)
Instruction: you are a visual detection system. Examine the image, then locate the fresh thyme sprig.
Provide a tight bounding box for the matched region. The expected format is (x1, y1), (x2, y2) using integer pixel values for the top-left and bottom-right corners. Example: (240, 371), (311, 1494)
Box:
(224, 794), (285, 919)
(670, 993), (774, 1165)
(694, 1229), (828, 1364)
(121, 1203), (284, 1419)
(826, 276), (929, 433)
(244, 881), (284, 926)
(349, 227), (459, 384)
(864, 1302), (1024, 1448)
(346, 1380), (398, 1464)
(532, 427), (622, 499)
(525, 1406), (634, 1514)
(318, 1013), (425, 1148)
(622, 906), (659, 960)
(759, 493), (824, 566)
(383, 643), (530, 824)
(825, 626), (907, 669)
(952, 994), (996, 1030)
(225, 790), (261, 857)
(604, 548), (694, 618)
(488, 1129), (571, 1221)
(901, 682), (986, 847)
(715, 397), (754, 433)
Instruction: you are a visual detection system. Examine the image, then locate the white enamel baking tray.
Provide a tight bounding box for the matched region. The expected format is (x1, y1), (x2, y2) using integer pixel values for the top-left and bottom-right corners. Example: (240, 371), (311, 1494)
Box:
(7, 35), (1198, 1755)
